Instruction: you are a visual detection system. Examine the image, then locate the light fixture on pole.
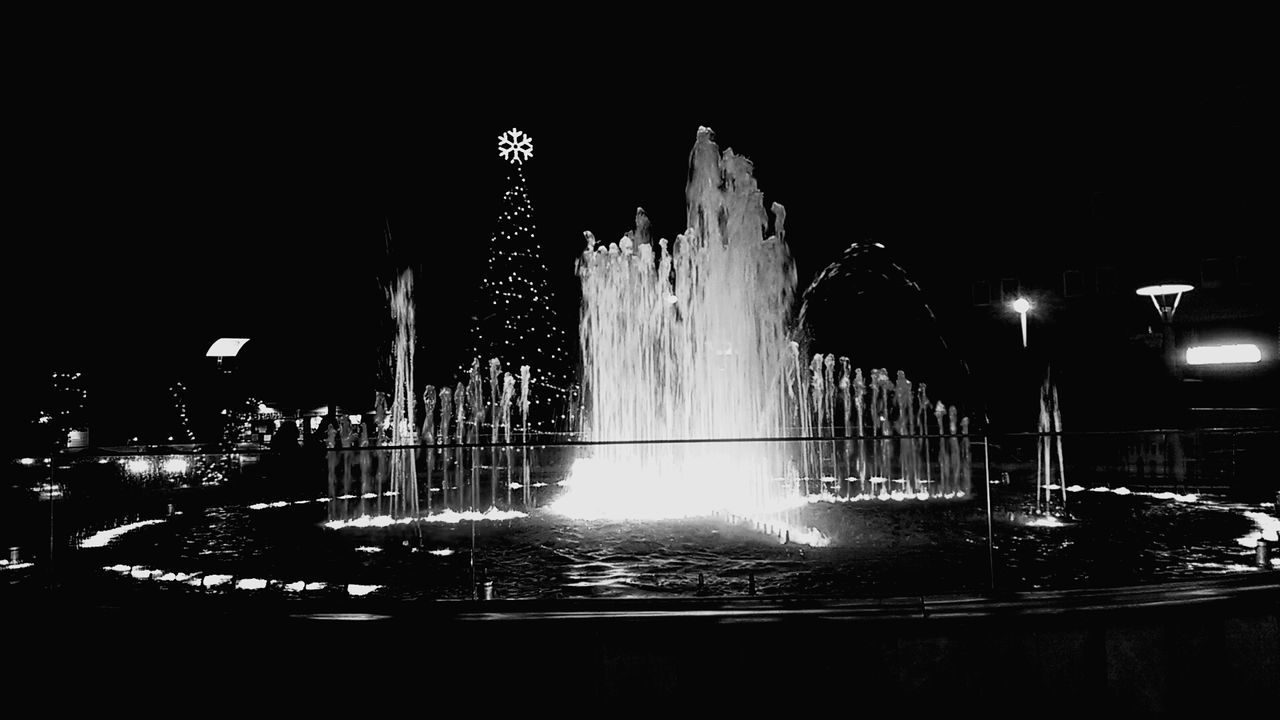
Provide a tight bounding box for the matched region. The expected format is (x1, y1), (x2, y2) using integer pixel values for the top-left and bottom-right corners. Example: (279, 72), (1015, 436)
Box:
(1134, 283), (1193, 323)
(1135, 281), (1194, 374)
(1011, 297), (1032, 347)
(206, 338), (250, 371)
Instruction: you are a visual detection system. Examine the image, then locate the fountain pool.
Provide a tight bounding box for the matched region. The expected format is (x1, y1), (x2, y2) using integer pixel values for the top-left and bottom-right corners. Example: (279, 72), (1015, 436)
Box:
(12, 442), (1275, 605)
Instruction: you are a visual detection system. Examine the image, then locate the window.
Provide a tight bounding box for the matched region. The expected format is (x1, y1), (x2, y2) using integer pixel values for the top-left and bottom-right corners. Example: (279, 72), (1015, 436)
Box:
(1235, 256), (1254, 286)
(1097, 266), (1118, 295)
(1201, 258), (1229, 288)
(1000, 277), (1019, 302)
(1063, 270), (1086, 298)
(971, 280), (991, 306)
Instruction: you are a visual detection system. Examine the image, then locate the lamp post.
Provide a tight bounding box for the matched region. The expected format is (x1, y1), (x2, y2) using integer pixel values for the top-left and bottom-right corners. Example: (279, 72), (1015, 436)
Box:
(1135, 283), (1193, 325)
(1011, 297), (1032, 348)
(206, 338), (250, 463)
(1135, 283), (1193, 371)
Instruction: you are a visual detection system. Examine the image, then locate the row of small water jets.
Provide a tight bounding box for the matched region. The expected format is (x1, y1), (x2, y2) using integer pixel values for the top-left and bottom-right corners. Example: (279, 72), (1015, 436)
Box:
(320, 439), (543, 528)
(325, 359), (535, 449)
(782, 346), (972, 499)
(375, 270), (537, 450)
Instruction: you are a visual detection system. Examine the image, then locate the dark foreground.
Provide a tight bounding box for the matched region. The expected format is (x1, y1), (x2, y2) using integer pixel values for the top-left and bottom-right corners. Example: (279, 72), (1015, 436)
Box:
(7, 573), (1277, 713)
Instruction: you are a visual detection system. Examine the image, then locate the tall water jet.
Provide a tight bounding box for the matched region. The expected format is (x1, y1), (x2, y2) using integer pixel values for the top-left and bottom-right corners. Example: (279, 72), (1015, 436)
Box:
(518, 365), (531, 442)
(386, 269), (418, 513)
(438, 386), (453, 446)
(500, 372), (515, 443)
(421, 385), (436, 445)
(387, 270), (416, 444)
(555, 127), (803, 521)
(453, 381), (466, 444)
(488, 358), (502, 444)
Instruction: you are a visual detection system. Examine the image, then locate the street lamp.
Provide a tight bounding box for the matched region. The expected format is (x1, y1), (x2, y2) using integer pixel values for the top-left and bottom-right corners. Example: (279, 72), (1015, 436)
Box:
(1135, 281), (1194, 376)
(1011, 297), (1032, 347)
(206, 338), (250, 372)
(1134, 283), (1194, 323)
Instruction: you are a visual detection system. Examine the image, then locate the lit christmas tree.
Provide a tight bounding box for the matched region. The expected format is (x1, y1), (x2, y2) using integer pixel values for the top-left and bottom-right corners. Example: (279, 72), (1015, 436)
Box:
(34, 371), (88, 451)
(170, 381), (196, 443)
(465, 128), (573, 429)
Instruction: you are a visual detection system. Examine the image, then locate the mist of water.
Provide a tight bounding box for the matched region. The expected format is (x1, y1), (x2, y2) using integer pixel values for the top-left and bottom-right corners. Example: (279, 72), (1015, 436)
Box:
(554, 127), (804, 520)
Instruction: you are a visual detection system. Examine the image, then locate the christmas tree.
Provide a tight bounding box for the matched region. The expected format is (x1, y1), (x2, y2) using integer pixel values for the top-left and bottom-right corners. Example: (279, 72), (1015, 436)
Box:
(33, 371), (88, 451)
(465, 128), (573, 429)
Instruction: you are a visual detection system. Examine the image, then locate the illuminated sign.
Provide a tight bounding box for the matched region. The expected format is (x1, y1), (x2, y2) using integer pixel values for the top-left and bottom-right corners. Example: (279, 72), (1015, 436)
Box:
(1185, 344), (1262, 366)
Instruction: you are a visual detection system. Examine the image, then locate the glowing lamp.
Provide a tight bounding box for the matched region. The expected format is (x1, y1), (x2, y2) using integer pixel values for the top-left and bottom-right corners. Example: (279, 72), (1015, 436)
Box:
(1011, 297), (1032, 347)
(1135, 284), (1193, 323)
(206, 338), (250, 358)
(1186, 344), (1262, 366)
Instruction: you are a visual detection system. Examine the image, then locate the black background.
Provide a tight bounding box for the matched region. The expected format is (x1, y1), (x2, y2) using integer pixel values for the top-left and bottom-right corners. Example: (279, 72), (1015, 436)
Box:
(6, 43), (1269, 443)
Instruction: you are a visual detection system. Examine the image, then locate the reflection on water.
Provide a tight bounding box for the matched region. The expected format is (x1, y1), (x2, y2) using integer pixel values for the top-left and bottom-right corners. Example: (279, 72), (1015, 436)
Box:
(27, 448), (1280, 602)
(79, 518), (167, 548)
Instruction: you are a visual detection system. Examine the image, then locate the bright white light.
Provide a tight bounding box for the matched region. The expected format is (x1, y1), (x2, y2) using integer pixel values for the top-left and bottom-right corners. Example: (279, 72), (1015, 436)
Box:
(19, 458), (36, 465)
(80, 519), (165, 548)
(1135, 284), (1194, 297)
(1024, 515), (1068, 527)
(206, 338), (250, 358)
(347, 584), (381, 597)
(162, 458), (189, 473)
(1011, 297), (1031, 346)
(125, 459), (151, 474)
(322, 507), (528, 530)
(1236, 511), (1280, 548)
(1186, 344), (1262, 366)
(236, 578), (268, 590)
(551, 457), (810, 522)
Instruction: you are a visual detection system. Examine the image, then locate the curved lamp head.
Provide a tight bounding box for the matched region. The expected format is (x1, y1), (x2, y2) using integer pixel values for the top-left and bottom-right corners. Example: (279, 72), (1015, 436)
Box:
(206, 338), (250, 358)
(1135, 284), (1193, 323)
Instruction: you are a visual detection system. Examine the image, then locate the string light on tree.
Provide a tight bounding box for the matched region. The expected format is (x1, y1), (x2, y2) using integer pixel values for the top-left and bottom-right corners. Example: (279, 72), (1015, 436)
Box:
(170, 381), (196, 443)
(464, 127), (573, 429)
(36, 372), (87, 451)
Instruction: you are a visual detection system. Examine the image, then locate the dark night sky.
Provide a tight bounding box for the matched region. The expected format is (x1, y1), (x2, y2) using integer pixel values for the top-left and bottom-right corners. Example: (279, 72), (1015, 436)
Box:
(7, 49), (1269, 441)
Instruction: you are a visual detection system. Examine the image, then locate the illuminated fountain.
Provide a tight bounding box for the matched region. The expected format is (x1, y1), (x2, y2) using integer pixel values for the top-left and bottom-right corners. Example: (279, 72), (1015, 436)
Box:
(53, 129), (1280, 602)
(555, 129), (971, 528)
(554, 127), (803, 522)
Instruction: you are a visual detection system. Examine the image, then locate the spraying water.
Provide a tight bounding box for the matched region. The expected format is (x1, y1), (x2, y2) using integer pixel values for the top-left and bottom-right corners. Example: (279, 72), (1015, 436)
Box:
(553, 127), (805, 521)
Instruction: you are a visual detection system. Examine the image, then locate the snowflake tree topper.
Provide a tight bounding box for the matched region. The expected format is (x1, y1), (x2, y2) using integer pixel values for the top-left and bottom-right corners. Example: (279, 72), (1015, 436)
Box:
(498, 128), (534, 165)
